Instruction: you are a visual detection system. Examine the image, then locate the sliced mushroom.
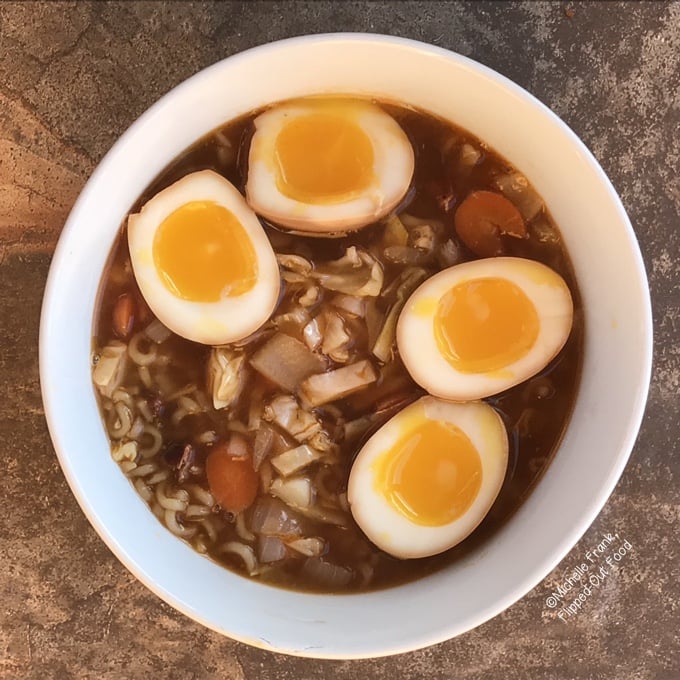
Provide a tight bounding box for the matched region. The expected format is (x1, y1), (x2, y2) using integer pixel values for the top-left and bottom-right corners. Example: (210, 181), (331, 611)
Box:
(207, 347), (246, 410)
(300, 360), (378, 407)
(308, 430), (337, 453)
(93, 342), (128, 398)
(409, 223), (436, 253)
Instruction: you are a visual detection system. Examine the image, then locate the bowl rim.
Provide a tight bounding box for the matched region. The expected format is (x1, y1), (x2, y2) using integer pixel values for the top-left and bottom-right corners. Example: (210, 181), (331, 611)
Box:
(39, 32), (653, 659)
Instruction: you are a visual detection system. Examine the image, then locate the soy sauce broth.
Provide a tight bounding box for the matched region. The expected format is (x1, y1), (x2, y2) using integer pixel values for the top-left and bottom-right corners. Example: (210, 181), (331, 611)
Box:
(93, 98), (583, 592)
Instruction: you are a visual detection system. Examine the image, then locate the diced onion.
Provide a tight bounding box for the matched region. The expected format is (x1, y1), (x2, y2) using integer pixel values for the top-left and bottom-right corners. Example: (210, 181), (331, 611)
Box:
(249, 497), (302, 537)
(253, 426), (275, 471)
(258, 535), (287, 563)
(302, 557), (352, 587)
(271, 444), (323, 476)
(144, 319), (173, 344)
(286, 537), (325, 557)
(296, 503), (349, 527)
(270, 476), (314, 509)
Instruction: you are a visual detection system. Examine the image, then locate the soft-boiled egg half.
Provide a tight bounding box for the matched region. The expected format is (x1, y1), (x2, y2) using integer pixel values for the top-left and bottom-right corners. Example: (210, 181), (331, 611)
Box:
(245, 98), (415, 234)
(348, 396), (508, 559)
(397, 257), (573, 401)
(127, 170), (280, 345)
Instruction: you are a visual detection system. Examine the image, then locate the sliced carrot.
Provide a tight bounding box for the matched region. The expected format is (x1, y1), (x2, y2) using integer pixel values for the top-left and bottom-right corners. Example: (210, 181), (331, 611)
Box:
(454, 190), (526, 257)
(205, 444), (258, 513)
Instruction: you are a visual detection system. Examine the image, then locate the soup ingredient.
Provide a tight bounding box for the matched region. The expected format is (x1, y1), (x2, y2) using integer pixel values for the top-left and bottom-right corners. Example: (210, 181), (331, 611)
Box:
(310, 246), (384, 296)
(397, 257), (573, 400)
(127, 170), (280, 345)
(454, 190), (526, 257)
(348, 396), (508, 559)
(300, 360), (379, 407)
(94, 98), (583, 593)
(112, 293), (136, 339)
(263, 395), (322, 442)
(493, 172), (544, 221)
(92, 342), (128, 398)
(207, 347), (246, 409)
(371, 267), (428, 363)
(271, 444), (324, 476)
(250, 333), (327, 391)
(246, 98), (414, 233)
(206, 442), (259, 513)
(271, 476), (314, 509)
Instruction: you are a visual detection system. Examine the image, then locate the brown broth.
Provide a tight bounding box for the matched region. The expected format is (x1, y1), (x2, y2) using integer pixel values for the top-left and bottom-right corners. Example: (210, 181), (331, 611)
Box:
(93, 98), (583, 593)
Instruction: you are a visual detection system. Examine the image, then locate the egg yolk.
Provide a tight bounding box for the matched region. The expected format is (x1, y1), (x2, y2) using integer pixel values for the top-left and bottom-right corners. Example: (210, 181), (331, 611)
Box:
(374, 419), (482, 526)
(435, 277), (539, 373)
(274, 112), (374, 204)
(153, 201), (257, 302)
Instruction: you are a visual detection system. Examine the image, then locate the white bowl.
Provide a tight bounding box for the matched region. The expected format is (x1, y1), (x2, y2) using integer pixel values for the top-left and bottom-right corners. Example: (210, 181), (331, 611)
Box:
(39, 34), (653, 659)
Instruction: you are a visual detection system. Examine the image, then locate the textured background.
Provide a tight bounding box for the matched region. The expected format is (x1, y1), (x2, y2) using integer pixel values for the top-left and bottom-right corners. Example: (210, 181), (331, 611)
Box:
(1, 1), (678, 678)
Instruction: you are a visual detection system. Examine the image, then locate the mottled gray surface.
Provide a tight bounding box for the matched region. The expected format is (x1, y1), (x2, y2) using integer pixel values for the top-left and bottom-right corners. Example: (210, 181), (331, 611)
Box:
(1, 1), (678, 678)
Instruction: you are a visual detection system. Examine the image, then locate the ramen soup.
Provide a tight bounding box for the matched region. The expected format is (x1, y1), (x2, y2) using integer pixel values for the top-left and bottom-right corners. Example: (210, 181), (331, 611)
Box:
(92, 97), (583, 592)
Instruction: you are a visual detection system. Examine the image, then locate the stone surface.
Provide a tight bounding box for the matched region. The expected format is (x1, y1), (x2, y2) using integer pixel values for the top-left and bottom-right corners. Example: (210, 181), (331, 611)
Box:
(1, 1), (678, 678)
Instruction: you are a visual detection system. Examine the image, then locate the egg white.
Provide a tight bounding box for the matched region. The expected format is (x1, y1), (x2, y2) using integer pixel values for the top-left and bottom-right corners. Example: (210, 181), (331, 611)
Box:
(347, 396), (508, 559)
(397, 257), (574, 401)
(127, 170), (280, 345)
(245, 98), (414, 233)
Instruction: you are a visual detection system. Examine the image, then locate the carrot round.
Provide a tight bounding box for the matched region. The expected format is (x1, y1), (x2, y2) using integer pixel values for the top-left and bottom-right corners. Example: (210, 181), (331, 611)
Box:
(205, 444), (258, 513)
(454, 190), (526, 257)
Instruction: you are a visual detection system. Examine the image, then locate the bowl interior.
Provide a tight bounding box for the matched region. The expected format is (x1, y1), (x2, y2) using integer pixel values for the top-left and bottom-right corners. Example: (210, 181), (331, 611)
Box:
(39, 34), (652, 658)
